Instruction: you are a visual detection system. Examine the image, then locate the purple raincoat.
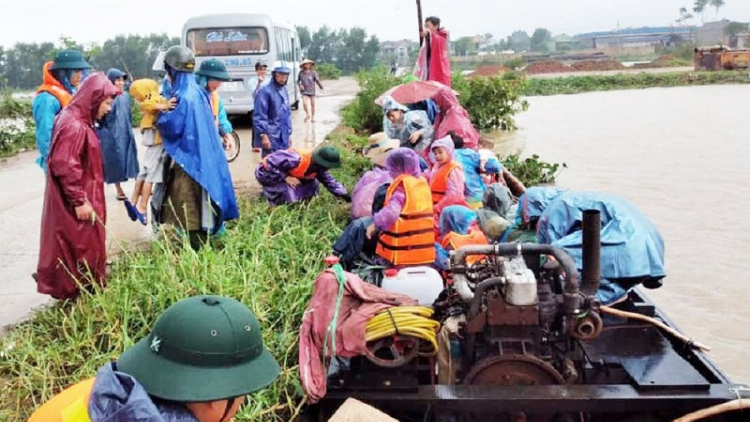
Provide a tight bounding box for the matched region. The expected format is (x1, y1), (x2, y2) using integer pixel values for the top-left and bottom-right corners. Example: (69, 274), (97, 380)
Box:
(351, 166), (391, 219)
(255, 149), (348, 205)
(372, 148), (424, 231)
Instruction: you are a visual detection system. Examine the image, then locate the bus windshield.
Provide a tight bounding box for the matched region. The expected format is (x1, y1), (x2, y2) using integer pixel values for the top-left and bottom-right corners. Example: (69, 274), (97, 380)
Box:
(186, 27), (269, 56)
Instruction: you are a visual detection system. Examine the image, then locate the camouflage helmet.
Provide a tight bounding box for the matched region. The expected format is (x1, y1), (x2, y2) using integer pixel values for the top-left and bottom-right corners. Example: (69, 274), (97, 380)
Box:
(164, 46), (196, 72)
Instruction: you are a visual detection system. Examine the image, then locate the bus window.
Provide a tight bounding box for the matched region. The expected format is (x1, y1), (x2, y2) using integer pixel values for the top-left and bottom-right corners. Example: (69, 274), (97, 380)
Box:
(187, 27), (269, 56)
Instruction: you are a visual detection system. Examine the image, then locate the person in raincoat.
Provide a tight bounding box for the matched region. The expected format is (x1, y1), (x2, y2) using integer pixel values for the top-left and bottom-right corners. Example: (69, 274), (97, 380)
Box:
(366, 148), (435, 267)
(32, 49), (92, 171)
(382, 96), (434, 154)
(432, 87), (480, 150)
(27, 295), (281, 422)
(254, 60), (293, 157)
(415, 16), (452, 87)
(536, 191), (666, 305)
(427, 136), (466, 218)
(435, 205), (489, 270)
(96, 68), (140, 200)
(255, 145), (351, 205)
(351, 133), (399, 219)
(35, 73), (118, 300)
(156, 46), (239, 249)
(195, 59), (237, 152)
(448, 132), (501, 208)
(249, 60), (270, 151)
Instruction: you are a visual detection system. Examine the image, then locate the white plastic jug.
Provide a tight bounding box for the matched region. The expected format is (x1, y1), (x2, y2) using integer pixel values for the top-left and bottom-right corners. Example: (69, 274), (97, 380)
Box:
(380, 266), (445, 306)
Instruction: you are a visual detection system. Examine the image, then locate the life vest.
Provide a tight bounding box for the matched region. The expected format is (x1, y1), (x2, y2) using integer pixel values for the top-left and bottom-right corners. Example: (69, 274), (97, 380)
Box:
(261, 148), (317, 180)
(27, 378), (95, 422)
(35, 62), (72, 108)
(430, 161), (462, 205)
(210, 90), (220, 128)
(376, 175), (436, 266)
(441, 228), (489, 266)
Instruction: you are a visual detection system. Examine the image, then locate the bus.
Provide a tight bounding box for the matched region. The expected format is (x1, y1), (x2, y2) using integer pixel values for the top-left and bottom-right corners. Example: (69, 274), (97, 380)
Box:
(181, 13), (301, 116)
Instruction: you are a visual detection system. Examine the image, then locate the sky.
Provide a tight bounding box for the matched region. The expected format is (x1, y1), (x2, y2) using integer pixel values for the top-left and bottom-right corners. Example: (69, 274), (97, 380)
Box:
(2, 0), (750, 48)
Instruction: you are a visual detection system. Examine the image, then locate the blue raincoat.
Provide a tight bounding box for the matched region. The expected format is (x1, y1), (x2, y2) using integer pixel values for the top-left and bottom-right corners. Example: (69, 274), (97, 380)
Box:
(157, 72), (239, 228)
(253, 81), (291, 155)
(87, 362), (200, 421)
(436, 205), (479, 270)
(455, 148), (502, 204)
(97, 68), (140, 184)
(196, 75), (233, 136)
(536, 191), (666, 304)
(32, 65), (79, 171)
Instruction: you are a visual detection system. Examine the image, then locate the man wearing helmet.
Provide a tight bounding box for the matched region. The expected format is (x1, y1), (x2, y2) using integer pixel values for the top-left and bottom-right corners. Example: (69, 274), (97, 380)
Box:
(156, 46), (239, 249)
(253, 60), (293, 157)
(27, 295), (281, 421)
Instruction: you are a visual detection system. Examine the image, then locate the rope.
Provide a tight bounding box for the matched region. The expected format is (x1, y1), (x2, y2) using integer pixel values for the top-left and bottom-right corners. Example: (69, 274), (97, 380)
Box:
(671, 399), (750, 422)
(365, 306), (441, 357)
(322, 264), (347, 364)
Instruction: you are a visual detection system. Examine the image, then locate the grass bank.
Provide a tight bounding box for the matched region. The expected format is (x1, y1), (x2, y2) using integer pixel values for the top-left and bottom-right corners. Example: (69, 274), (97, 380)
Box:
(0, 93), (35, 158)
(523, 70), (750, 96)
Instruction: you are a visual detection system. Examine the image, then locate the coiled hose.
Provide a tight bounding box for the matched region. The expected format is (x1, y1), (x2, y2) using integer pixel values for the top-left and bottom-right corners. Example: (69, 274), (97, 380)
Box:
(365, 306), (441, 357)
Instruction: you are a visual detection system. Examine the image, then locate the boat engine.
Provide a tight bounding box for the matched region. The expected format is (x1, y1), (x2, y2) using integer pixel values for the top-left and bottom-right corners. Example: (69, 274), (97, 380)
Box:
(437, 210), (604, 387)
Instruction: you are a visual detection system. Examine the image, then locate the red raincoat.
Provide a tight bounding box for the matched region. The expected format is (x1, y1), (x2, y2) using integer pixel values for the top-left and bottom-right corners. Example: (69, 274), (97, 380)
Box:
(415, 28), (452, 88)
(36, 73), (118, 299)
(433, 88), (480, 150)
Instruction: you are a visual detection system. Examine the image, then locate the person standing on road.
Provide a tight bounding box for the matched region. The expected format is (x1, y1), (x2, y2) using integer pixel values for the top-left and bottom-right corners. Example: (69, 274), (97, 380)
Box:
(32, 49), (92, 171)
(97, 68), (140, 201)
(36, 73), (118, 300)
(253, 61), (292, 158)
(157, 46), (239, 249)
(249, 60), (270, 151)
(195, 59), (237, 152)
(298, 59), (324, 123)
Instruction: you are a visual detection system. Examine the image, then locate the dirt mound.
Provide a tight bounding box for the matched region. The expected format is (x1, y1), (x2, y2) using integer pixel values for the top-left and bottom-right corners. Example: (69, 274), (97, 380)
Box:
(570, 60), (625, 71)
(470, 65), (511, 77)
(524, 61), (571, 74)
(636, 54), (691, 68)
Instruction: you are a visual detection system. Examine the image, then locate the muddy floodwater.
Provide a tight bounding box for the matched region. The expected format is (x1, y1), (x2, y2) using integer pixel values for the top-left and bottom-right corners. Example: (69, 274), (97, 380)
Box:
(496, 84), (750, 383)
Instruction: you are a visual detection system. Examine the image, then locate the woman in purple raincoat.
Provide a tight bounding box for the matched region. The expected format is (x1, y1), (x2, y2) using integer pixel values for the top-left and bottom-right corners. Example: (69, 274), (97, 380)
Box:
(255, 145), (351, 205)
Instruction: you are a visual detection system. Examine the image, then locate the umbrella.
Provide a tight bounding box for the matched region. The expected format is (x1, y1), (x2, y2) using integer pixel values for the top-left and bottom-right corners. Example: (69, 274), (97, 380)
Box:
(375, 80), (455, 106)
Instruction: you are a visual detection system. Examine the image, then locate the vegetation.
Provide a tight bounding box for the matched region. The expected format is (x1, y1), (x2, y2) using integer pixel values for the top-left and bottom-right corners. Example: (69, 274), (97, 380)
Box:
(503, 153), (564, 186)
(522, 70), (750, 96)
(296, 25), (381, 75)
(316, 63), (343, 80)
(0, 92), (35, 157)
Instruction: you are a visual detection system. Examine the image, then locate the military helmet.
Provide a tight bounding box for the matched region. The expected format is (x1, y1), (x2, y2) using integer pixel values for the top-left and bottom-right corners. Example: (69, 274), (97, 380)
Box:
(196, 59), (231, 81)
(163, 45), (196, 72)
(117, 295), (280, 402)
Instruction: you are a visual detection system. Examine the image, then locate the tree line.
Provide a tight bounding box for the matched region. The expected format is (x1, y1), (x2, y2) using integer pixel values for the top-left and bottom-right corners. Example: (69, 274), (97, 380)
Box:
(0, 26), (383, 91)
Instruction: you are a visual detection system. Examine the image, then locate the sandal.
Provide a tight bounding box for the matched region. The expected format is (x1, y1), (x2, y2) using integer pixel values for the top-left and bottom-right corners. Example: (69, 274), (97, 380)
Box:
(123, 200), (137, 222)
(116, 193), (127, 201)
(134, 208), (148, 226)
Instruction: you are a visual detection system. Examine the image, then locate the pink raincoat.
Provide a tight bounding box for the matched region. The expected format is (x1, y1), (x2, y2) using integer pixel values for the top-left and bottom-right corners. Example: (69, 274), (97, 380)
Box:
(299, 269), (417, 403)
(433, 88), (480, 150)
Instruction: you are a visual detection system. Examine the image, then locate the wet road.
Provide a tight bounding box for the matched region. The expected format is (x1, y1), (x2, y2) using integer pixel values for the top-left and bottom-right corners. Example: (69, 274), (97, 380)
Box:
(0, 77), (358, 331)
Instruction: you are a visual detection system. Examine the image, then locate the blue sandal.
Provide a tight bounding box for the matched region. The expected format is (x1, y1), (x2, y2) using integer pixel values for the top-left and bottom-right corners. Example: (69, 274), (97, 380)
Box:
(134, 208), (148, 226)
(123, 200), (137, 222)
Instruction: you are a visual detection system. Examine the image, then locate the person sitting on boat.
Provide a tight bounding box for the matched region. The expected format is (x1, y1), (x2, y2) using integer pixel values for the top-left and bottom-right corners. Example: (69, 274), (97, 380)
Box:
(432, 87), (480, 151)
(448, 131), (502, 209)
(382, 96), (434, 154)
(195, 58), (236, 152)
(435, 205), (490, 270)
(26, 295), (280, 422)
(536, 191), (666, 305)
(255, 145), (351, 205)
(351, 133), (399, 219)
(365, 148), (436, 267)
(426, 136), (466, 233)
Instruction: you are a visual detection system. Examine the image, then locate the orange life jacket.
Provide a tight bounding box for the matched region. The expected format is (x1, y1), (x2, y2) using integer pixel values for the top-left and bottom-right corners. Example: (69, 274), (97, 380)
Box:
(376, 175), (436, 266)
(35, 62), (72, 108)
(261, 148), (317, 180)
(210, 90), (220, 127)
(441, 228), (489, 266)
(27, 378), (95, 422)
(430, 161), (462, 205)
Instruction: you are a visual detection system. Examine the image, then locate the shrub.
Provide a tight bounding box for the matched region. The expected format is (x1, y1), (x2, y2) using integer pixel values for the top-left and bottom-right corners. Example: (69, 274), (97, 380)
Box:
(316, 63), (343, 80)
(341, 66), (400, 133)
(452, 73), (529, 131)
(0, 92), (36, 157)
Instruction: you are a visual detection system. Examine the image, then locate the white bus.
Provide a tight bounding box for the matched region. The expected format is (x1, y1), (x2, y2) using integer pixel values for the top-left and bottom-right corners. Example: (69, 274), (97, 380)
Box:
(181, 13), (301, 116)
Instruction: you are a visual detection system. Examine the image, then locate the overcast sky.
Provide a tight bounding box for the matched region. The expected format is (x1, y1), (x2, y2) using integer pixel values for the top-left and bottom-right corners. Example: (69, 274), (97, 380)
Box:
(2, 0), (750, 48)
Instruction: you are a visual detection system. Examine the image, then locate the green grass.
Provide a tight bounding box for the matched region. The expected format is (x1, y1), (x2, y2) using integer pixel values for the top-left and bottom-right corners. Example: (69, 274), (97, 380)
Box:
(523, 70), (750, 96)
(0, 132), (371, 422)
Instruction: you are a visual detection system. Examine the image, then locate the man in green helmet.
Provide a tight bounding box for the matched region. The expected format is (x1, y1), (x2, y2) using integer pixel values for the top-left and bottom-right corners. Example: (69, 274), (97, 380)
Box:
(27, 295), (280, 422)
(195, 58), (236, 152)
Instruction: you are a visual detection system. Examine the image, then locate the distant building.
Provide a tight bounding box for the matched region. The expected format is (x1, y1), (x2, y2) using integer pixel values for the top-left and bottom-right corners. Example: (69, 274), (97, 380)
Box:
(696, 20), (730, 46)
(379, 39), (415, 66)
(553, 34), (575, 51)
(574, 26), (695, 49)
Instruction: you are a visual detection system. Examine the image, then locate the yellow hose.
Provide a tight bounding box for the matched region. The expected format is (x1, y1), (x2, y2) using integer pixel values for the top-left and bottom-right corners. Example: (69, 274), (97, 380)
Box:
(365, 306), (441, 357)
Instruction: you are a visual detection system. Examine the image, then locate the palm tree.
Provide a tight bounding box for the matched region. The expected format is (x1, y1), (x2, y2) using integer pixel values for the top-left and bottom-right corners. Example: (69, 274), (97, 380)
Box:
(710, 0), (725, 19)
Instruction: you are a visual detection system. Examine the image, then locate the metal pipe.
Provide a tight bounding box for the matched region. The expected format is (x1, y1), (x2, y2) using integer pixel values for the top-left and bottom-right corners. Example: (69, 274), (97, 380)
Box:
(469, 277), (504, 318)
(452, 273), (474, 303)
(581, 210), (602, 296)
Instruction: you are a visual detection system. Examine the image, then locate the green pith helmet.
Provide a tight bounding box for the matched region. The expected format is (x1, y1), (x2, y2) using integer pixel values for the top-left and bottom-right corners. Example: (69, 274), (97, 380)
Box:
(312, 145), (342, 169)
(50, 50), (91, 71)
(196, 59), (231, 81)
(163, 45), (196, 72)
(117, 295), (280, 402)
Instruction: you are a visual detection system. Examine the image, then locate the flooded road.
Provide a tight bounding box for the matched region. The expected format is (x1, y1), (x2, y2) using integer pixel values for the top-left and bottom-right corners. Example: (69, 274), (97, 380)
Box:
(0, 77), (358, 330)
(498, 84), (750, 383)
